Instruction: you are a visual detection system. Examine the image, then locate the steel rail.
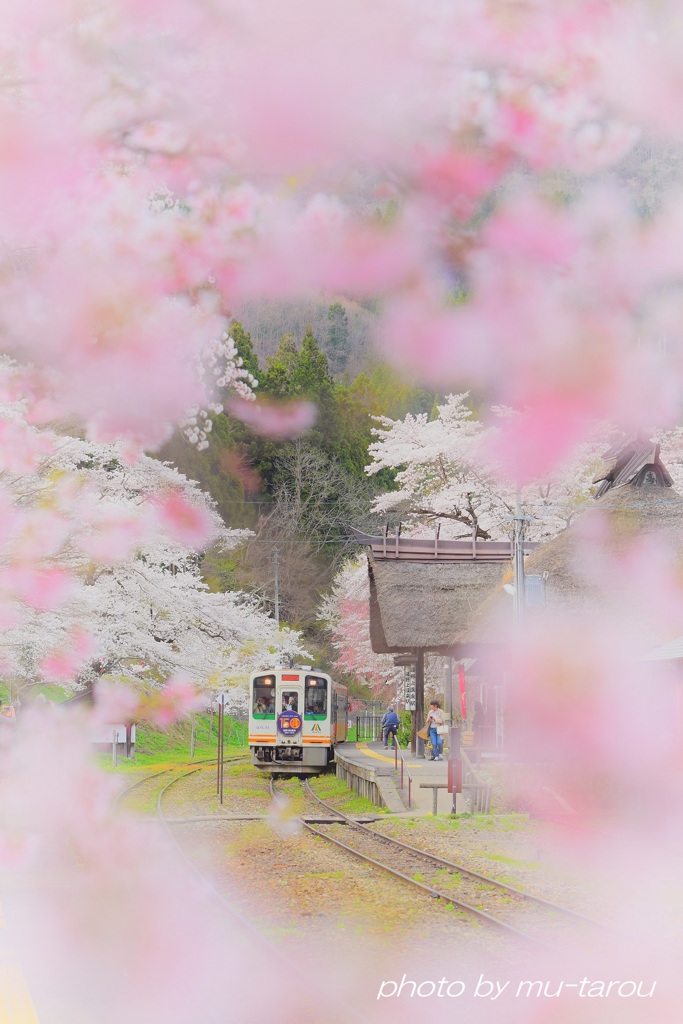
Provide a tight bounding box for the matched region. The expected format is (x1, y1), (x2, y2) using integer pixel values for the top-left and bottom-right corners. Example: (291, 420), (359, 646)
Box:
(304, 779), (602, 928)
(113, 755), (248, 811)
(266, 779), (541, 945)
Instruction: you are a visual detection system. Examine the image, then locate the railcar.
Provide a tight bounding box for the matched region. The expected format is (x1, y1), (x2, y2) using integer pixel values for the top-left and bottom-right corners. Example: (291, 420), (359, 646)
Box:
(249, 667), (348, 774)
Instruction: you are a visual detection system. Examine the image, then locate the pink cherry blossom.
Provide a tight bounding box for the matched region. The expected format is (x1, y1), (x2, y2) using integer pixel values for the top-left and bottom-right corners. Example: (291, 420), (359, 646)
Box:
(0, 420), (53, 475)
(93, 680), (141, 726)
(146, 674), (204, 726)
(39, 629), (96, 683)
(154, 492), (215, 549)
(6, 566), (74, 612)
(226, 396), (318, 440)
(78, 505), (151, 564)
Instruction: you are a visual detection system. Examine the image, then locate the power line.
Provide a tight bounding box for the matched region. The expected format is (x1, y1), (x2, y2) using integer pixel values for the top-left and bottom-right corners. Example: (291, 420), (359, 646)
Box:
(216, 536), (356, 545)
(206, 497), (380, 506)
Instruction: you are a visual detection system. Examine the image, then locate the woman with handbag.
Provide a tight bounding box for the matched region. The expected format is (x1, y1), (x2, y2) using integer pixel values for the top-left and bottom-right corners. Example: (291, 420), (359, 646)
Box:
(426, 700), (445, 761)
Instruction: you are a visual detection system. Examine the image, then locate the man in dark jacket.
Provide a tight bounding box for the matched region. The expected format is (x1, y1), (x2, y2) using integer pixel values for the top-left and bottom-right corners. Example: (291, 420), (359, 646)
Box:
(381, 706), (400, 749)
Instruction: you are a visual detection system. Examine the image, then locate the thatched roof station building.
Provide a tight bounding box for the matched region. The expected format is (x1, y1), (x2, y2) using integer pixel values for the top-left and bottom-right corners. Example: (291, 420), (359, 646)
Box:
(350, 528), (537, 748)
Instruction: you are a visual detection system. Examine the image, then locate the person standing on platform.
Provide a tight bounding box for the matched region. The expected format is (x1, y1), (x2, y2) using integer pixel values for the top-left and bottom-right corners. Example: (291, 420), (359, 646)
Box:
(381, 706), (400, 749)
(426, 700), (445, 760)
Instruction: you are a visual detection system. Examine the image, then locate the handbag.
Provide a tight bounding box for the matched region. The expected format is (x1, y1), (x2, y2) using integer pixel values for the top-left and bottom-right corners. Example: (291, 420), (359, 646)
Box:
(417, 726), (429, 741)
(436, 724), (449, 736)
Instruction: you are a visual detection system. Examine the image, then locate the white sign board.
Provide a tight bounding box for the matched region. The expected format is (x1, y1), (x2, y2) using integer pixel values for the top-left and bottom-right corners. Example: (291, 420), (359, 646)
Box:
(89, 724), (136, 743)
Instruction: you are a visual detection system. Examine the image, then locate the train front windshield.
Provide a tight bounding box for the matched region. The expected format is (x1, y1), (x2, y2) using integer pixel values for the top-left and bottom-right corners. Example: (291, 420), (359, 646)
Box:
(305, 675), (328, 718)
(252, 675), (276, 718)
(281, 691), (299, 712)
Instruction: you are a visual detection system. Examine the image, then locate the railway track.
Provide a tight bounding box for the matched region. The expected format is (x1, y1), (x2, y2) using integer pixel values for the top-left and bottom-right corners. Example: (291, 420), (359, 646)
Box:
(267, 777), (605, 948)
(113, 755), (249, 814)
(151, 761), (366, 1024)
(130, 763), (604, 953)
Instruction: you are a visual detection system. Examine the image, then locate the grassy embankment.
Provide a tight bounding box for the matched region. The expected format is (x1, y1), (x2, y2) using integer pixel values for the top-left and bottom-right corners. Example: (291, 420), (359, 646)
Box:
(97, 713), (248, 773)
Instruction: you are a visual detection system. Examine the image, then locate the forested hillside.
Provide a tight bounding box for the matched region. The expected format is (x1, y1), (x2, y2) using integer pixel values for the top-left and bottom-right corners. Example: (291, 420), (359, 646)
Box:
(159, 319), (435, 632)
(232, 297), (376, 379)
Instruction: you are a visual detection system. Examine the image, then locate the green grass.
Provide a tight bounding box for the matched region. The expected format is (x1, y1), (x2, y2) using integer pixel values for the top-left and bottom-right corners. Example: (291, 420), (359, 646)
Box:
(474, 851), (540, 870)
(225, 763), (257, 778)
(308, 773), (379, 815)
(96, 714), (248, 771)
(432, 812), (528, 832)
(434, 868), (460, 883)
(0, 682), (72, 705)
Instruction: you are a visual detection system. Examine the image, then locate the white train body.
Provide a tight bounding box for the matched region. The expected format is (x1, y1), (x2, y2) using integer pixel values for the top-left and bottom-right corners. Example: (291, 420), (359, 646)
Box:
(249, 667), (348, 774)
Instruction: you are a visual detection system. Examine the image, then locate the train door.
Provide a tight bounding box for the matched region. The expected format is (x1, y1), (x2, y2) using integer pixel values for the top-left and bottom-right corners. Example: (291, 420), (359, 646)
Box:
(276, 679), (303, 747)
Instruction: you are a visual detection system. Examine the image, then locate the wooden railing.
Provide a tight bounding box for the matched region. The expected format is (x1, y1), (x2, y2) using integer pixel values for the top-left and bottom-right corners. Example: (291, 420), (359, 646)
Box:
(461, 748), (493, 813)
(349, 527), (537, 563)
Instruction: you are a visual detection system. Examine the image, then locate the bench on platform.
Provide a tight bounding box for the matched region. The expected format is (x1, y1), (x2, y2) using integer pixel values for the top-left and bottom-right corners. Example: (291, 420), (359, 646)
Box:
(419, 782), (450, 815)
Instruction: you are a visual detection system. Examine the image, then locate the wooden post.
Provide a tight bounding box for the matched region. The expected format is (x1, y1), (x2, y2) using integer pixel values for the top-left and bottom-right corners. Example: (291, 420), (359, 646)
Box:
(415, 649), (425, 757)
(216, 703), (223, 796)
(219, 704), (225, 805)
(449, 725), (461, 814)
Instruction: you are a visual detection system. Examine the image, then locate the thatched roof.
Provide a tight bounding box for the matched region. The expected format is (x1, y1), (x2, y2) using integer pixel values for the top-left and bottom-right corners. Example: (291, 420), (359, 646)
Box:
(592, 434), (673, 498)
(466, 482), (683, 646)
(368, 553), (504, 654)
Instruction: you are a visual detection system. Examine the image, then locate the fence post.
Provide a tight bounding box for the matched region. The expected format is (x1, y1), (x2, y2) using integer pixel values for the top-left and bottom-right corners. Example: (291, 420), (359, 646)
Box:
(219, 704), (225, 805)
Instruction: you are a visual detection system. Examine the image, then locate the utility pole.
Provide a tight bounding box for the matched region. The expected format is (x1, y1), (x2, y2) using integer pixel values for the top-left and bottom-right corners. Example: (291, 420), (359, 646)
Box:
(415, 650), (425, 757)
(512, 489), (526, 630)
(506, 491), (531, 755)
(273, 546), (280, 628)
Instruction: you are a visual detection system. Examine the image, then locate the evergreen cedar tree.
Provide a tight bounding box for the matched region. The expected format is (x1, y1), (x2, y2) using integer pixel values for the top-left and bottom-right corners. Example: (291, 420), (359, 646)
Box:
(161, 319), (432, 530)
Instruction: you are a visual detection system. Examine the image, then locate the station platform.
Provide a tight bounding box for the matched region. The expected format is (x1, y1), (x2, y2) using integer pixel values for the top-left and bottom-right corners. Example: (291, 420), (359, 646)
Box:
(334, 741), (460, 816)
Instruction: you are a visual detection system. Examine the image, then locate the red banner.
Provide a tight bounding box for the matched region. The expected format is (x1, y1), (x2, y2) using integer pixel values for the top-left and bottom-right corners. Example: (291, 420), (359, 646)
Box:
(459, 664), (467, 720)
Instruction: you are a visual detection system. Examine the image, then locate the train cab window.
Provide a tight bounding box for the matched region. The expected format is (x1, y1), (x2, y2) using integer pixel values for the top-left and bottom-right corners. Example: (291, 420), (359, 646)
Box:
(281, 692), (299, 712)
(252, 676), (276, 718)
(305, 676), (328, 719)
